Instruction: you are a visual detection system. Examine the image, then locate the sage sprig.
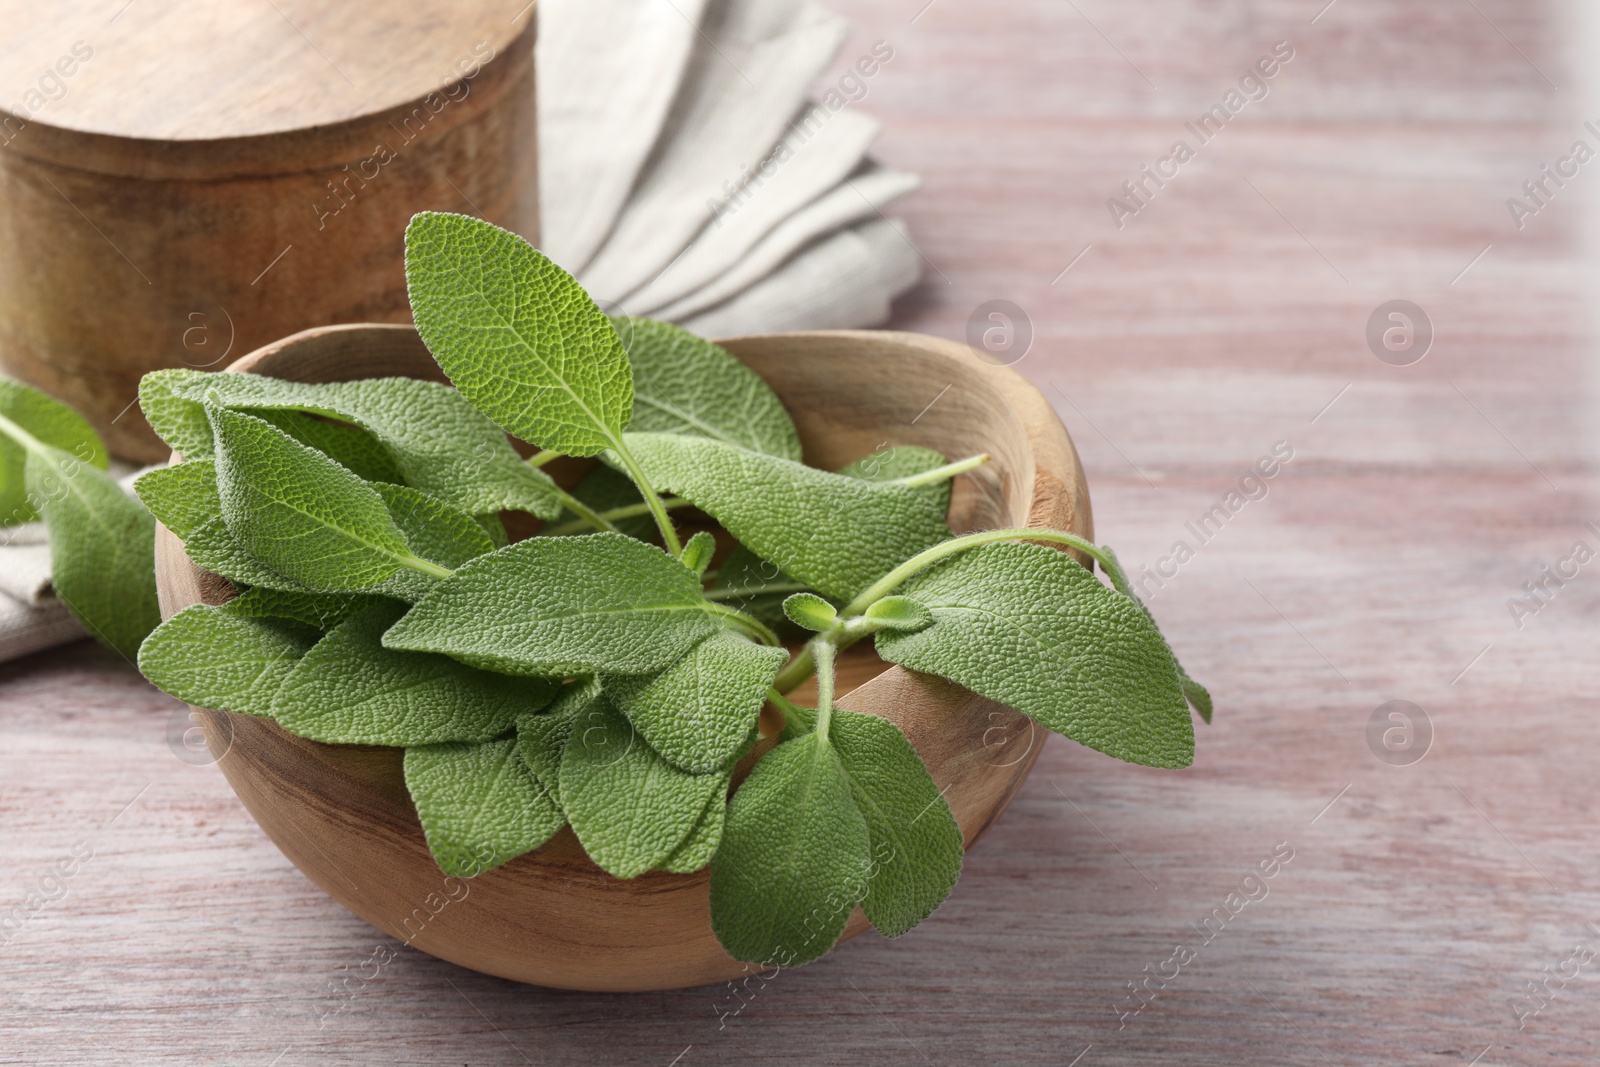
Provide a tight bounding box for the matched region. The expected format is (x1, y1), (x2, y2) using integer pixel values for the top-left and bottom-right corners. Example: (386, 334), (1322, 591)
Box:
(136, 212), (1211, 970)
(0, 378), (159, 658)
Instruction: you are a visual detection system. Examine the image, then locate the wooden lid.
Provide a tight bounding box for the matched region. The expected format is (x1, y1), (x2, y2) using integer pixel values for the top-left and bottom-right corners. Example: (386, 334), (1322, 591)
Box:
(0, 0), (534, 177)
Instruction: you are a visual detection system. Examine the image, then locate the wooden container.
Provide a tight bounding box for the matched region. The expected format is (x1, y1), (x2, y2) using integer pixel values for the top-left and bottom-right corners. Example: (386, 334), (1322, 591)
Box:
(152, 324), (1095, 991)
(0, 1), (538, 461)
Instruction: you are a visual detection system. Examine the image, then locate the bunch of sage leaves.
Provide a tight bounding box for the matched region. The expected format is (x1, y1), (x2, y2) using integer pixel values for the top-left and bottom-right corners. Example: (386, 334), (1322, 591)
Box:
(135, 212), (1210, 968)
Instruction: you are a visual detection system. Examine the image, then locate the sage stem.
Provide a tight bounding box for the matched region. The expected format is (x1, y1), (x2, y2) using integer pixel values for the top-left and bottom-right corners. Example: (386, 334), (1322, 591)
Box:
(607, 438), (683, 557)
(812, 636), (837, 740)
(541, 495), (691, 537)
(548, 488), (620, 535)
(892, 452), (990, 488)
(842, 526), (1110, 616)
(701, 601), (781, 647)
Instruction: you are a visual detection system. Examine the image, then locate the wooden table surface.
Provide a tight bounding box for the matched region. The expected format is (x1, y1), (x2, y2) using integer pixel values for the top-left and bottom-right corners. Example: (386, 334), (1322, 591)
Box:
(4, 1), (1597, 1064)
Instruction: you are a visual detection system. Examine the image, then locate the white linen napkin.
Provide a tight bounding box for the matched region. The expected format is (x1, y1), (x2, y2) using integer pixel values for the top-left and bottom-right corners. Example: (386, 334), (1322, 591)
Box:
(535, 0), (921, 330)
(0, 0), (921, 665)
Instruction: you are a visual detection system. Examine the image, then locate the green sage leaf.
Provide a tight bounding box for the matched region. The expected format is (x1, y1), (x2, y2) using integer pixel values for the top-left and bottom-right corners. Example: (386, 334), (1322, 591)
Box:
(271, 601), (557, 746)
(874, 541), (1193, 769)
(863, 595), (931, 632)
(680, 530), (716, 576)
(208, 404), (427, 592)
(253, 408), (404, 485)
(227, 587), (380, 631)
(515, 680), (599, 809)
(623, 432), (950, 601)
(25, 444), (158, 658)
(139, 369), (214, 459)
(830, 708), (963, 938)
(623, 318), (800, 460)
(603, 630), (786, 774)
(839, 445), (951, 517)
(383, 532), (716, 677)
(782, 593), (836, 632)
(709, 734), (871, 966)
(138, 602), (317, 715)
(405, 212), (632, 456)
(660, 787), (727, 874)
(0, 378), (108, 526)
(135, 460), (308, 593)
(404, 737), (565, 877)
(174, 372), (563, 519)
(134, 461), (221, 540)
(559, 695), (725, 878)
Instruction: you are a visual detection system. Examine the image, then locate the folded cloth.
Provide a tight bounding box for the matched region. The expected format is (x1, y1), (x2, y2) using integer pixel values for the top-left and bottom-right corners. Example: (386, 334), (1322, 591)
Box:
(680, 215), (921, 336)
(0, 586), (84, 665)
(536, 0), (921, 329)
(0, 0), (923, 666)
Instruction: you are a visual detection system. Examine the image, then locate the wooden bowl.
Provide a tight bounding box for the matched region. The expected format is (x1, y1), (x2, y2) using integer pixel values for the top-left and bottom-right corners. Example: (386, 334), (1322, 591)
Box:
(0, 1), (537, 462)
(153, 324), (1094, 991)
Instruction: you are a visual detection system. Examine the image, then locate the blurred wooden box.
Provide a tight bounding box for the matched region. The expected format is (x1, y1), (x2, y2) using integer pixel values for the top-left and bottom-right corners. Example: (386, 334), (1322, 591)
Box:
(0, 1), (538, 460)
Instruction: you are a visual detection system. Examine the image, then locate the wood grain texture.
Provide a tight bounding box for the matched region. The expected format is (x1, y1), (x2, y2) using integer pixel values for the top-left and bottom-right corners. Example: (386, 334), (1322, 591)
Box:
(3, 0), (1599, 1062)
(0, 1), (537, 461)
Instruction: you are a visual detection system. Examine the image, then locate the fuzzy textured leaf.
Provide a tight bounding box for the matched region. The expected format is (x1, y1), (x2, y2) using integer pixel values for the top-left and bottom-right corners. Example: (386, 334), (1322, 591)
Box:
(515, 680), (598, 809)
(136, 460), (308, 593)
(172, 371), (563, 518)
(0, 379), (108, 526)
(874, 541), (1193, 768)
(404, 738), (565, 877)
(134, 461), (221, 540)
(559, 695), (725, 878)
(624, 432), (950, 601)
(660, 787), (727, 874)
(26, 444), (158, 658)
(227, 587), (380, 631)
(604, 631), (787, 773)
(709, 734), (871, 966)
(138, 602), (316, 715)
(272, 602), (557, 746)
(139, 369), (214, 459)
(839, 445), (951, 518)
(209, 404), (421, 592)
(830, 708), (963, 938)
(369, 482), (493, 602)
(384, 532), (715, 676)
(253, 408), (404, 484)
(623, 318), (800, 460)
(405, 212), (631, 456)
